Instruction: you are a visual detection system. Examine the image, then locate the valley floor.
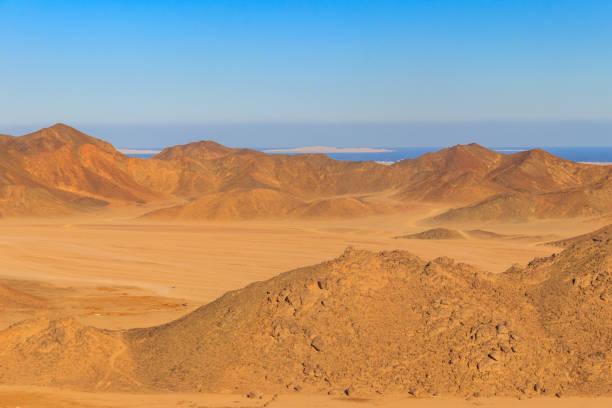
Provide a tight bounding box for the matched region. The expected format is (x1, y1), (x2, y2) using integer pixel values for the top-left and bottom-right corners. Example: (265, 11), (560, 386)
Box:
(0, 385), (610, 408)
(0, 210), (586, 329)
(0, 206), (609, 405)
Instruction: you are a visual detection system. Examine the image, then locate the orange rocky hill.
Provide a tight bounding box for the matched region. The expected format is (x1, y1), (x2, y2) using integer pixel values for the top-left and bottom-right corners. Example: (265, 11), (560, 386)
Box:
(1, 124), (611, 221)
(0, 124), (161, 217)
(426, 178), (612, 224)
(0, 224), (609, 397)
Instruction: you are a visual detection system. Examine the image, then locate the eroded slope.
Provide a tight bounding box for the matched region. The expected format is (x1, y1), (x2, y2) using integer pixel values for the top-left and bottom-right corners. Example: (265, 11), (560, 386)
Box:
(0, 227), (608, 398)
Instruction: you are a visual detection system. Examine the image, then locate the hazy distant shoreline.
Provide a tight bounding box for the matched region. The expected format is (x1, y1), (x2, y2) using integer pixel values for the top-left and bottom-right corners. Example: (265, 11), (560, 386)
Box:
(121, 146), (612, 165)
(579, 161), (612, 166)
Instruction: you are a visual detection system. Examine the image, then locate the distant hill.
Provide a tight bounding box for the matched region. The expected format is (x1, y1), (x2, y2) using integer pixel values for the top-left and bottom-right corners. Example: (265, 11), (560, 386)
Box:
(1, 124), (611, 221)
(426, 179), (612, 224)
(0, 124), (162, 217)
(142, 189), (394, 221)
(143, 188), (303, 221)
(154, 140), (236, 161)
(395, 228), (465, 240)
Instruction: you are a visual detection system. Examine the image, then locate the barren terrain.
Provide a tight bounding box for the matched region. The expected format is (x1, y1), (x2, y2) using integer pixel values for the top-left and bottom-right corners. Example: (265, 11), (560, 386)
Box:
(1, 213), (610, 406)
(0, 211), (579, 316)
(0, 125), (610, 407)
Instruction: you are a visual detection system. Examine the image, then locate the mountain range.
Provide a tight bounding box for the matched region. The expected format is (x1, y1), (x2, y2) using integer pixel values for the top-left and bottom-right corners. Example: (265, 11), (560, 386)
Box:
(1, 123), (610, 222)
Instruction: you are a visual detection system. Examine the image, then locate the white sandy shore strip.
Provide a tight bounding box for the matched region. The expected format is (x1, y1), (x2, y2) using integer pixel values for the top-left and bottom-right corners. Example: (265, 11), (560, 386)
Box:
(579, 162), (612, 166)
(118, 149), (162, 154)
(264, 146), (393, 153)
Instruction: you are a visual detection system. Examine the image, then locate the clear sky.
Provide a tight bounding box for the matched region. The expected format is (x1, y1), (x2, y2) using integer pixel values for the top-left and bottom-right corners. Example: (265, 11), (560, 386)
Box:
(1, 0), (611, 147)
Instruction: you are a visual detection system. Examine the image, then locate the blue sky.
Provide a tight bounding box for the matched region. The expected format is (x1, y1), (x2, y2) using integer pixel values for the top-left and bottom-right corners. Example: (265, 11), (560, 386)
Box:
(1, 0), (611, 147)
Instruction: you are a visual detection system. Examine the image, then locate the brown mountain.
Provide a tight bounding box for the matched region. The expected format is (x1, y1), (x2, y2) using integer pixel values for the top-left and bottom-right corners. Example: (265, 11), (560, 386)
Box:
(138, 140), (612, 221)
(427, 177), (612, 224)
(1, 124), (611, 221)
(155, 140), (237, 161)
(391, 143), (507, 202)
(143, 142), (393, 199)
(11, 124), (160, 202)
(0, 134), (14, 144)
(0, 124), (165, 217)
(487, 148), (604, 192)
(393, 144), (611, 203)
(0, 225), (609, 396)
(8, 123), (113, 155)
(0, 147), (100, 217)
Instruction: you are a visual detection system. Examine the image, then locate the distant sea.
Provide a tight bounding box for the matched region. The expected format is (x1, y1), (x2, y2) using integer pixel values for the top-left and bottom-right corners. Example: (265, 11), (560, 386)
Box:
(124, 146), (612, 164)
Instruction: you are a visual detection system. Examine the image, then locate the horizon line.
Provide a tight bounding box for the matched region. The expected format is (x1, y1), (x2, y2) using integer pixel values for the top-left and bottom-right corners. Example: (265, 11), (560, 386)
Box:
(118, 145), (612, 152)
(4, 118), (612, 129)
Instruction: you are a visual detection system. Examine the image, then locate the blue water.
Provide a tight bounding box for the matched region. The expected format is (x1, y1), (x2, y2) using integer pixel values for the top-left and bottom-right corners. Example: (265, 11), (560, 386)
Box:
(127, 153), (157, 159)
(124, 146), (612, 163)
(521, 147), (612, 163)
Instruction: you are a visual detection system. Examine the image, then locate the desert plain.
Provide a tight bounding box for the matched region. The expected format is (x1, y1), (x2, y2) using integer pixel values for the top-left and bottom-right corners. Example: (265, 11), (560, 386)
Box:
(0, 125), (610, 407)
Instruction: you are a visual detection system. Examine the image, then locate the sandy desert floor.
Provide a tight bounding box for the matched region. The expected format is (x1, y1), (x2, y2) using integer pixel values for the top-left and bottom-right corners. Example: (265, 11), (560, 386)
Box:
(0, 206), (603, 331)
(1, 385), (611, 408)
(0, 212), (583, 327)
(0, 206), (609, 406)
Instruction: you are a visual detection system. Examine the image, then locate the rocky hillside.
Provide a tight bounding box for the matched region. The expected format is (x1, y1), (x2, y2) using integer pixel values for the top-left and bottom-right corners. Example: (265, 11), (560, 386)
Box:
(427, 180), (612, 224)
(0, 124), (162, 216)
(546, 224), (612, 247)
(1, 124), (611, 221)
(0, 226), (609, 397)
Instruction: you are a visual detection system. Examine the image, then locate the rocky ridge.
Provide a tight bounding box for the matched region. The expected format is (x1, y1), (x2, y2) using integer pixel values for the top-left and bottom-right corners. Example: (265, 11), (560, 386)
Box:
(0, 226), (609, 397)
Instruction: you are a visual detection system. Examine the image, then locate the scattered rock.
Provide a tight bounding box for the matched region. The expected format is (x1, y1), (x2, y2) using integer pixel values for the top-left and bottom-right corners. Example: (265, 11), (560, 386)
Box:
(311, 336), (324, 352)
(246, 390), (263, 399)
(589, 351), (606, 362)
(488, 351), (501, 361)
(1, 229), (610, 398)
